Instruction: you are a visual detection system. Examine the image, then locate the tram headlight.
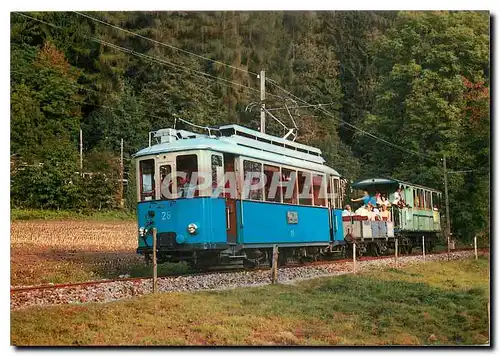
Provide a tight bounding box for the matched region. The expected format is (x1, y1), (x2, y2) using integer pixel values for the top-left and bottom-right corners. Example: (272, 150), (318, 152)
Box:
(138, 227), (146, 237)
(187, 223), (198, 235)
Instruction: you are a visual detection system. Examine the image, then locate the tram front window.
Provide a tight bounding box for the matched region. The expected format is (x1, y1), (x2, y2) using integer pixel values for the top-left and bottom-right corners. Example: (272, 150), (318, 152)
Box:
(140, 159), (155, 201)
(176, 154), (199, 198)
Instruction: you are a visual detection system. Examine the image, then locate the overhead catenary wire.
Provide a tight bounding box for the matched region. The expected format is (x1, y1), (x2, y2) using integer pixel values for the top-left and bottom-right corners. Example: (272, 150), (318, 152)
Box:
(265, 77), (438, 164)
(89, 36), (267, 97)
(265, 103), (335, 112)
(13, 12), (470, 169)
(12, 12), (269, 100)
(73, 11), (260, 78)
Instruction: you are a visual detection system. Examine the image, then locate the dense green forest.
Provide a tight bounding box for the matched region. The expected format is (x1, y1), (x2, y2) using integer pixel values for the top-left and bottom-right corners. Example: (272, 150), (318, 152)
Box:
(10, 11), (489, 242)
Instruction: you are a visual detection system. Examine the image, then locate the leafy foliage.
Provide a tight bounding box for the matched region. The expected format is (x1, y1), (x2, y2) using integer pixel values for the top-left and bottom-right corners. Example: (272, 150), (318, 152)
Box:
(9, 11), (489, 241)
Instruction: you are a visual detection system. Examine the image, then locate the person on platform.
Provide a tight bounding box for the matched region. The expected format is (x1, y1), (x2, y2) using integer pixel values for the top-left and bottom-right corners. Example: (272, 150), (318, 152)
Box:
(351, 191), (371, 206)
(380, 204), (391, 221)
(392, 187), (407, 208)
(342, 204), (354, 216)
(367, 203), (378, 221)
(355, 205), (369, 217)
(381, 194), (390, 208)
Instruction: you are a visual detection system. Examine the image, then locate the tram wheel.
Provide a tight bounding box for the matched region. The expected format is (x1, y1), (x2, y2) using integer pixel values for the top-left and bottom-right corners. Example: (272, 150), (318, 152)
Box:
(401, 238), (412, 255)
(339, 245), (348, 259)
(370, 243), (380, 257)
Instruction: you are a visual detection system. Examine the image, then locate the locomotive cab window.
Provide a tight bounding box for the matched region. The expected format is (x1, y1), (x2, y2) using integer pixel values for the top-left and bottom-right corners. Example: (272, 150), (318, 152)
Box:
(139, 159), (155, 201)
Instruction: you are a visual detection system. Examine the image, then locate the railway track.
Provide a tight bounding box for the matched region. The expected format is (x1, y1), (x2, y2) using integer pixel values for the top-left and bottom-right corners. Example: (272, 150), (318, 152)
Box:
(10, 247), (486, 295)
(11, 248), (488, 310)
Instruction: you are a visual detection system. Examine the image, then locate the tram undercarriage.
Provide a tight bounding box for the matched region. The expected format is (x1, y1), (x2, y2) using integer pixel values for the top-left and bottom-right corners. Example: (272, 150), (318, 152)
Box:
(142, 232), (438, 270)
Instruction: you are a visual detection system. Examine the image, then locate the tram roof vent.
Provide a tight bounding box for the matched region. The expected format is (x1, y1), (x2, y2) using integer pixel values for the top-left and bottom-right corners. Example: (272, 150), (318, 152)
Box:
(153, 128), (201, 144)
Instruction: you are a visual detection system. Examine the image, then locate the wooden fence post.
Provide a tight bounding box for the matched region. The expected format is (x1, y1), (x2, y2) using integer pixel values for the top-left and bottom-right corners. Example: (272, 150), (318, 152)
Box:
(422, 235), (425, 261)
(447, 234), (451, 261)
(395, 238), (398, 267)
(488, 301), (490, 342)
(153, 228), (158, 293)
(474, 236), (478, 260)
(271, 244), (279, 284)
(353, 243), (357, 274)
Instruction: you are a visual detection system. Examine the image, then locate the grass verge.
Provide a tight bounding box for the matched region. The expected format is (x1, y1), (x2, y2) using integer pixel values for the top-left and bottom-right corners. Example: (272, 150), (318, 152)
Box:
(11, 257), (489, 346)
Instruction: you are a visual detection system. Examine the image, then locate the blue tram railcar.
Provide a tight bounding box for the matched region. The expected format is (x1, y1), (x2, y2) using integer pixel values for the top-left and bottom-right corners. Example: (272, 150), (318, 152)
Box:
(134, 125), (346, 266)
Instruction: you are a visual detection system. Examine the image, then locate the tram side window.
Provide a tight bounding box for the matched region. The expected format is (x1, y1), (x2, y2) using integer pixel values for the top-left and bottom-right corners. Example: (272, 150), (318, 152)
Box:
(298, 171), (312, 206)
(281, 168), (297, 204)
(327, 177), (332, 207)
(140, 159), (155, 201)
(432, 192), (441, 210)
(243, 160), (263, 201)
(312, 174), (326, 207)
(176, 154), (199, 197)
(211, 154), (223, 190)
(264, 164), (281, 202)
(333, 178), (340, 209)
(426, 191), (431, 209)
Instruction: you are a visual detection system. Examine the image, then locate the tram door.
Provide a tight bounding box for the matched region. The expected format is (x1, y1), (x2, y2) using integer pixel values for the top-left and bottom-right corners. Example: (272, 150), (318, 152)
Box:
(223, 153), (238, 244)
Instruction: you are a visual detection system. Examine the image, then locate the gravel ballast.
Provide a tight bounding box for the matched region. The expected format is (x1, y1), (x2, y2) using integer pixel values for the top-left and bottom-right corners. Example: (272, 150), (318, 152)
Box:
(10, 250), (485, 310)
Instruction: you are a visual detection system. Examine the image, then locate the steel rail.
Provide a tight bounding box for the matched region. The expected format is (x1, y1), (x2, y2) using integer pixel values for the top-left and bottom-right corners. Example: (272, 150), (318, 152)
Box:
(11, 247), (487, 294)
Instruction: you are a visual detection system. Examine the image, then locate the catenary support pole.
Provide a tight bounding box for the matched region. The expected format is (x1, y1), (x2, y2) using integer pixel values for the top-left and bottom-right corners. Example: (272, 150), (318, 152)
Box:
(271, 244), (278, 284)
(353, 243), (357, 273)
(79, 128), (83, 176)
(474, 236), (478, 260)
(422, 235), (425, 261)
(260, 70), (266, 133)
(153, 228), (158, 293)
(443, 155), (451, 261)
(120, 138), (124, 208)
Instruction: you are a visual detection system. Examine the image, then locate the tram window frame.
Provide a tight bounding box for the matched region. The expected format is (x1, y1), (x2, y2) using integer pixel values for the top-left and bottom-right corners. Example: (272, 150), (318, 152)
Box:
(281, 167), (298, 205)
(264, 164), (281, 203)
(139, 159), (155, 201)
(243, 159), (263, 201)
(159, 164), (173, 200)
(176, 154), (199, 198)
(298, 170), (313, 206)
(327, 176), (333, 207)
(312, 173), (326, 207)
(432, 192), (441, 210)
(333, 178), (340, 209)
(211, 154), (223, 192)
